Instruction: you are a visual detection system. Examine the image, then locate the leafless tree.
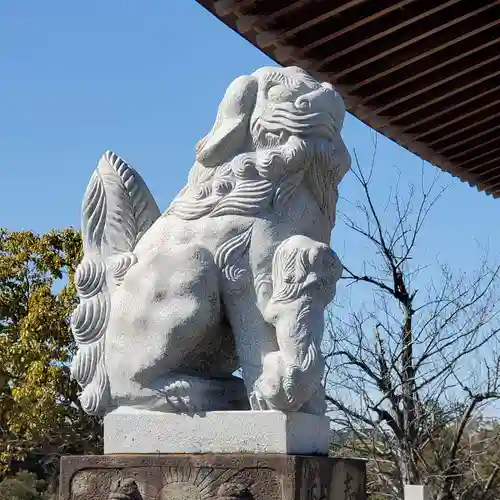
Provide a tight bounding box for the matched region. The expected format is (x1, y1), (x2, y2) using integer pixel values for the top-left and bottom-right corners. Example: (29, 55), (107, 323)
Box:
(325, 143), (500, 500)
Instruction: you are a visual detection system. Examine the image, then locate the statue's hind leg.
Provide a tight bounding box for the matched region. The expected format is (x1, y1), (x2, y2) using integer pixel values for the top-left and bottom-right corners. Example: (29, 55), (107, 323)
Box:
(106, 243), (228, 411)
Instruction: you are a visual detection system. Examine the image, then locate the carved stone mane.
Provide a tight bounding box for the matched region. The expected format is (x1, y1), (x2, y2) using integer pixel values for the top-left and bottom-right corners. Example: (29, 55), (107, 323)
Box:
(70, 66), (350, 418)
(168, 66), (350, 226)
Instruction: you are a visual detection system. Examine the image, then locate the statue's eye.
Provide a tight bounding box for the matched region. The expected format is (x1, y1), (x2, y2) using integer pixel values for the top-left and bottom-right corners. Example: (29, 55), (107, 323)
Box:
(267, 84), (292, 103)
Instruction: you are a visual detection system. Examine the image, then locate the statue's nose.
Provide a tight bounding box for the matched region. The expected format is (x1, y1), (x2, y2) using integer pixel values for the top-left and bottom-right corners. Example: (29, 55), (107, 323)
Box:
(294, 86), (345, 123)
(294, 87), (329, 112)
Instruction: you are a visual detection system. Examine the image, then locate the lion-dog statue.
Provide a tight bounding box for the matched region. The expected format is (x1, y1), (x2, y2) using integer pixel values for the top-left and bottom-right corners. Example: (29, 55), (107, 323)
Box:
(70, 66), (351, 417)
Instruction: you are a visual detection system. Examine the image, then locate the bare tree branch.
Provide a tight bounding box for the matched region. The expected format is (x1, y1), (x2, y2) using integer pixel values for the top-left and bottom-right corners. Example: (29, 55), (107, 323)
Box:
(327, 150), (500, 500)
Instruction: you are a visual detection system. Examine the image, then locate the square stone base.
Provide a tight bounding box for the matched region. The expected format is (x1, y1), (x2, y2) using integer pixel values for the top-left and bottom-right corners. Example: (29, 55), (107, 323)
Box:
(404, 485), (430, 500)
(104, 408), (330, 455)
(59, 454), (366, 500)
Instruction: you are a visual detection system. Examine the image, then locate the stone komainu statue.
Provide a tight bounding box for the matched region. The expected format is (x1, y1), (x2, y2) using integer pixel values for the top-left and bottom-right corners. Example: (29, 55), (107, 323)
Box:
(70, 66), (351, 416)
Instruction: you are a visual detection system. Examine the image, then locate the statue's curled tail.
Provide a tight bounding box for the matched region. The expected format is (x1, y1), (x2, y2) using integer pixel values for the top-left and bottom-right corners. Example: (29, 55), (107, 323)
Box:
(70, 151), (160, 414)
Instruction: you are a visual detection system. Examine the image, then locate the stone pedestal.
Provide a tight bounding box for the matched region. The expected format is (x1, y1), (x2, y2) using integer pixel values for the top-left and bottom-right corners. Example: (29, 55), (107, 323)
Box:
(59, 454), (366, 500)
(404, 485), (430, 500)
(104, 408), (330, 455)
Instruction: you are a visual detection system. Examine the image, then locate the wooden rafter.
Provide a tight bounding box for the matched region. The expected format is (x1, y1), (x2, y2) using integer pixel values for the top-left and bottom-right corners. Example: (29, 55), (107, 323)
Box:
(196, 0), (500, 198)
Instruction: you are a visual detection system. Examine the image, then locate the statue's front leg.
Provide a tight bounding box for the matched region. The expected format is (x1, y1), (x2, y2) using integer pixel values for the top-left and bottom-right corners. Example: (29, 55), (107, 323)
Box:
(252, 235), (343, 415)
(220, 281), (279, 407)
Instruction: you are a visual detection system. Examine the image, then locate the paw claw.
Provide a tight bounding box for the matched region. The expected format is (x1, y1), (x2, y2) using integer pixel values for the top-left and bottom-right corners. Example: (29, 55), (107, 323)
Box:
(249, 391), (269, 411)
(163, 380), (194, 414)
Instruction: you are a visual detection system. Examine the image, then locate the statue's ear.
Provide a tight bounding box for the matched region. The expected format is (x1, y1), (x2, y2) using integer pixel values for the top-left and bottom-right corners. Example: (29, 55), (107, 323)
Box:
(196, 75), (258, 168)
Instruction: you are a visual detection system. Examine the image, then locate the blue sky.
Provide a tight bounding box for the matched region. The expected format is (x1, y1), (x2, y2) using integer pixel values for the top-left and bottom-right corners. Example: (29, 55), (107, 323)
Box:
(1, 0), (499, 289)
(4, 1), (500, 416)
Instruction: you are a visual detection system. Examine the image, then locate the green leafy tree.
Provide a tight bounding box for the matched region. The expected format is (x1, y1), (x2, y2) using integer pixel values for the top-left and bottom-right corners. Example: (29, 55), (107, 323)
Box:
(0, 229), (102, 486)
(0, 471), (49, 500)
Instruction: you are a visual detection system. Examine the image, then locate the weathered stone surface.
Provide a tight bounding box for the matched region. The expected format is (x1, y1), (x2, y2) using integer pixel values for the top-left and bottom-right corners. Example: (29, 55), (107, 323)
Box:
(404, 485), (430, 500)
(70, 66), (351, 418)
(59, 454), (366, 500)
(104, 408), (330, 455)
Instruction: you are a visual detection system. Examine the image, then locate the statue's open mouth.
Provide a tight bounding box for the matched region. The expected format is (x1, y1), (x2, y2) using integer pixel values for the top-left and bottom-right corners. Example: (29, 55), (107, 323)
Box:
(252, 121), (291, 149)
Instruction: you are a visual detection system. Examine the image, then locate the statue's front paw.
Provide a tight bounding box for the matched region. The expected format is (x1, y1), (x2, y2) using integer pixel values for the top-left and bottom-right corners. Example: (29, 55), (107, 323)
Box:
(163, 380), (194, 414)
(249, 391), (271, 411)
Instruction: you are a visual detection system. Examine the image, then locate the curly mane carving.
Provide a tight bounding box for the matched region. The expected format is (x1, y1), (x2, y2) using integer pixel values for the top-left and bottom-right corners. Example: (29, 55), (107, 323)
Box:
(71, 66), (350, 418)
(167, 66), (350, 228)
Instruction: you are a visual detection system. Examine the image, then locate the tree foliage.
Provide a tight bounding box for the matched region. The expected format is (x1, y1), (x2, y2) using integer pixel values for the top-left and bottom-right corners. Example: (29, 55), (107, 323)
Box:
(0, 471), (51, 500)
(0, 229), (101, 482)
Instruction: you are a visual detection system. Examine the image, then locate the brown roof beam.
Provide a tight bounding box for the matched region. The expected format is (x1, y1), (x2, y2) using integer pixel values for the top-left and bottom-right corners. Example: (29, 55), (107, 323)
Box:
(363, 51), (500, 112)
(280, 0), (417, 59)
(352, 26), (500, 120)
(382, 73), (500, 125)
(483, 173), (500, 191)
(458, 145), (500, 169)
(485, 187), (500, 197)
(372, 56), (500, 116)
(398, 85), (499, 131)
(236, 0), (313, 33)
(349, 35), (500, 95)
(255, 0), (369, 47)
(309, 0), (464, 70)
(448, 135), (500, 161)
(436, 123), (500, 155)
(327, 2), (496, 79)
(213, 0), (254, 16)
(476, 162), (500, 182)
(468, 160), (500, 181)
(428, 114), (500, 149)
(356, 117), (466, 179)
(413, 97), (500, 141)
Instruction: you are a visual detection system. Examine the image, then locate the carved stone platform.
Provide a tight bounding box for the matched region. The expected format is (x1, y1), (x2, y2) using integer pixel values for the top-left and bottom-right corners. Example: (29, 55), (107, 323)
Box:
(104, 408), (330, 455)
(59, 454), (366, 500)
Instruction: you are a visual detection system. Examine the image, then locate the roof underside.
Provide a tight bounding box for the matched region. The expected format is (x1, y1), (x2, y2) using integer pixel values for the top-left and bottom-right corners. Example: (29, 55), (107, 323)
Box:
(197, 0), (500, 198)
